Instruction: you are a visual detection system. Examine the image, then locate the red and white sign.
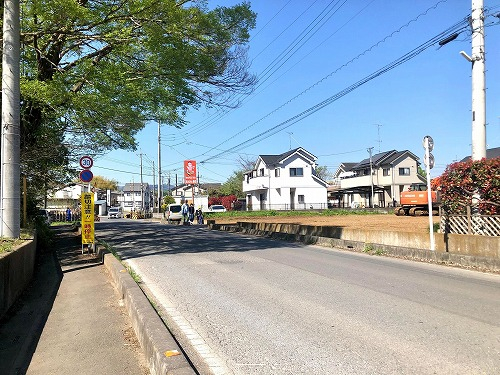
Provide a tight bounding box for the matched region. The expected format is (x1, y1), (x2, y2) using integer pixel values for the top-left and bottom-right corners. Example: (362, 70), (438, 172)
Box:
(184, 160), (197, 184)
(79, 155), (94, 169)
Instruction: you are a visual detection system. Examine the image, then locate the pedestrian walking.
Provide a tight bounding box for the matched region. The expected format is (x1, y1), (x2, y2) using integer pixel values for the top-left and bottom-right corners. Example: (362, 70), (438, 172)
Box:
(188, 203), (195, 224)
(181, 201), (189, 225)
(195, 207), (204, 224)
(66, 207), (72, 221)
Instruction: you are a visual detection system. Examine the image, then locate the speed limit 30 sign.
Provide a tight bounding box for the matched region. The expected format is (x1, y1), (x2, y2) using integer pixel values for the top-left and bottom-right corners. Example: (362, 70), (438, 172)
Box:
(80, 156), (93, 169)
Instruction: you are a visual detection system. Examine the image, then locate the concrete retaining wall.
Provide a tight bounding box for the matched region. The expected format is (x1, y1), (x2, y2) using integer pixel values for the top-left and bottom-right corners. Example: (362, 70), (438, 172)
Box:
(0, 238), (37, 319)
(210, 222), (500, 273)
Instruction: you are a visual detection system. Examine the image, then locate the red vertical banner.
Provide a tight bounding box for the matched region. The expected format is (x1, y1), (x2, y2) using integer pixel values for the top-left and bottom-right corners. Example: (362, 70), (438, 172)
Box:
(184, 160), (197, 184)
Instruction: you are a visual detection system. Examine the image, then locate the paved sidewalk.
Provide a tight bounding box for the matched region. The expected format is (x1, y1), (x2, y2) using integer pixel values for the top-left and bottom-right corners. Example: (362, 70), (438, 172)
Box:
(0, 226), (149, 375)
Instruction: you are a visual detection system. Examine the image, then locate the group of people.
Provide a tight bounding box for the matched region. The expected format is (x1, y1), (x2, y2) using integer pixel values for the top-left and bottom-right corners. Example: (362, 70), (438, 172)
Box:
(181, 202), (204, 225)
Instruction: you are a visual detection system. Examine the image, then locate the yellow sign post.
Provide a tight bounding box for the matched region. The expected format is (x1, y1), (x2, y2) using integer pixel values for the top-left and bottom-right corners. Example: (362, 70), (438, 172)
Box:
(81, 192), (95, 252)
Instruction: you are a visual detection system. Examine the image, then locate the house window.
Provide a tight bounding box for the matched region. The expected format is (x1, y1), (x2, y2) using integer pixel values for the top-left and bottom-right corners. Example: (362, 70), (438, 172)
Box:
(383, 168), (390, 176)
(399, 167), (410, 176)
(363, 168), (370, 176)
(290, 167), (303, 177)
(259, 168), (265, 176)
(298, 195), (305, 203)
(275, 168), (280, 177)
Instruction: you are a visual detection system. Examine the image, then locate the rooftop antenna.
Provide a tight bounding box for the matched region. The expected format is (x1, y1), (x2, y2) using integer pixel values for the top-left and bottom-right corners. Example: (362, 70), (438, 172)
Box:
(287, 132), (293, 150)
(375, 124), (383, 153)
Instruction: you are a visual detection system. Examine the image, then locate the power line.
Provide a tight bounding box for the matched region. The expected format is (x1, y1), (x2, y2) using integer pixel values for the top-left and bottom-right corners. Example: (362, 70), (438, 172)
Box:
(189, 1), (454, 161)
(199, 17), (470, 164)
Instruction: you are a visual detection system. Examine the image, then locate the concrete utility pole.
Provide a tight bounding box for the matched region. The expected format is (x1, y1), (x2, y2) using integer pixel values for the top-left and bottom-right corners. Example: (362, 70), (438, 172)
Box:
(367, 147), (374, 208)
(1, 0), (21, 238)
(157, 119), (162, 212)
(471, 0), (486, 160)
(139, 153), (144, 210)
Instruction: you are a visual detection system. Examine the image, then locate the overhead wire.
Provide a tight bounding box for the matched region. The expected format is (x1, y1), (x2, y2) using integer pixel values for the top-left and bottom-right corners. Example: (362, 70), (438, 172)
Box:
(192, 0), (455, 162)
(161, 0), (343, 143)
(199, 17), (470, 164)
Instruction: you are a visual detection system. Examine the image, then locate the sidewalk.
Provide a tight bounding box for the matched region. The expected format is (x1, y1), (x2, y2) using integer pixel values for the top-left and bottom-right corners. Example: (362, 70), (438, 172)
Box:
(0, 226), (149, 375)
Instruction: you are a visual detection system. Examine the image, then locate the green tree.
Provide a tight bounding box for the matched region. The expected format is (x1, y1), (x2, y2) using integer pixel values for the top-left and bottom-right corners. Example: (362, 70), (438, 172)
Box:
(6, 0), (257, 197)
(161, 195), (176, 211)
(92, 176), (118, 191)
(314, 166), (331, 181)
(219, 170), (244, 197)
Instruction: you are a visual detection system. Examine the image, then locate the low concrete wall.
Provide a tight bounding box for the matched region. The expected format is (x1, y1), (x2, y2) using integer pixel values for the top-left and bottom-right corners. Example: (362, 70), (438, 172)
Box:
(104, 253), (195, 375)
(0, 238), (37, 319)
(211, 222), (500, 273)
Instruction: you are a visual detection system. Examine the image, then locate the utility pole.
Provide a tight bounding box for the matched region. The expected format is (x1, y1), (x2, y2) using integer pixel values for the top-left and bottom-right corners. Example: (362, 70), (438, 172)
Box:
(1, 0), (21, 238)
(470, 0), (486, 161)
(152, 161), (156, 212)
(367, 147), (374, 208)
(139, 153), (144, 210)
(157, 119), (162, 212)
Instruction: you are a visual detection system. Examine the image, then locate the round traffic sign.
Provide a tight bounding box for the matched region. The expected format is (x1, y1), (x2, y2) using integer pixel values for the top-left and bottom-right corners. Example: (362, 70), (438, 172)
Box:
(80, 169), (94, 183)
(80, 155), (94, 169)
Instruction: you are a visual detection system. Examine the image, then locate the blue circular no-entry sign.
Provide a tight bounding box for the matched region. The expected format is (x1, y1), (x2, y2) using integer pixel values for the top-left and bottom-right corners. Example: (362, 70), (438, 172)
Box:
(80, 169), (94, 183)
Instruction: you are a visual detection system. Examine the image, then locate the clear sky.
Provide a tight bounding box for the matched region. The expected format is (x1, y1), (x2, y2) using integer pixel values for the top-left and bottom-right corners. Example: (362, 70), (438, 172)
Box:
(90, 0), (500, 187)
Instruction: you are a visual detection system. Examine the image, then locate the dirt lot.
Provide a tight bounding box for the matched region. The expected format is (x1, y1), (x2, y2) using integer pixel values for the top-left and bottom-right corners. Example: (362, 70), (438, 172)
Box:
(215, 213), (440, 233)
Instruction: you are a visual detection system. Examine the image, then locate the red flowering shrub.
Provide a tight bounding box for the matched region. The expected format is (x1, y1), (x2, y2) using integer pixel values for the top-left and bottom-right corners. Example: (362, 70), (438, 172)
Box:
(438, 158), (500, 215)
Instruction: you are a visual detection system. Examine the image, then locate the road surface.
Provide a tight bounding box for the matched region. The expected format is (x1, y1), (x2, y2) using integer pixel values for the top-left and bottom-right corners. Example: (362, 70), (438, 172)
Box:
(98, 219), (500, 375)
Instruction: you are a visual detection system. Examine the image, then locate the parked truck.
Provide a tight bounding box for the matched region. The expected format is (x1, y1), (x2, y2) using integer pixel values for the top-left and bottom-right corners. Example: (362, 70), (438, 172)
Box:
(394, 183), (440, 216)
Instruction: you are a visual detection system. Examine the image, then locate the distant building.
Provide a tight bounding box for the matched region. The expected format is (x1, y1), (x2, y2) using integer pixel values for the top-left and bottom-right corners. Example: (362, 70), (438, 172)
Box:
(330, 150), (425, 208)
(459, 146), (500, 162)
(243, 147), (328, 211)
(120, 183), (151, 211)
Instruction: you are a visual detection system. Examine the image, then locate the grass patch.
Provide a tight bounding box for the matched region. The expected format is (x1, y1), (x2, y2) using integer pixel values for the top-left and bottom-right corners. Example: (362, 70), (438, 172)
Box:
(363, 243), (374, 253)
(126, 266), (142, 283)
(0, 229), (35, 254)
(205, 208), (382, 220)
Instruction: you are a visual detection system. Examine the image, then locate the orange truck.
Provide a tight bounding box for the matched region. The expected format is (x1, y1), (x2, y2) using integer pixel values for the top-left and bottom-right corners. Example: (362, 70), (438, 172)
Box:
(395, 183), (440, 216)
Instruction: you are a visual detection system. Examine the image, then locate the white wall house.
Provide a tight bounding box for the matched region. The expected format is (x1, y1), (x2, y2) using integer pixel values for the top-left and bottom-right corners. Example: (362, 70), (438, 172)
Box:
(329, 150), (425, 208)
(46, 183), (108, 215)
(243, 147), (328, 211)
(169, 184), (209, 211)
(120, 183), (151, 211)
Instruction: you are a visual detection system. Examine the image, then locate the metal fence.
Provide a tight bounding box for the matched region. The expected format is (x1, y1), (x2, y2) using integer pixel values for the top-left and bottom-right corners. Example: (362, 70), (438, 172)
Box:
(49, 210), (82, 222)
(247, 203), (329, 211)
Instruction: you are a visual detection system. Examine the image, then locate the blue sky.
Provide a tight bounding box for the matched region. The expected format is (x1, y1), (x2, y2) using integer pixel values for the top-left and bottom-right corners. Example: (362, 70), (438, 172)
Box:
(91, 0), (500, 187)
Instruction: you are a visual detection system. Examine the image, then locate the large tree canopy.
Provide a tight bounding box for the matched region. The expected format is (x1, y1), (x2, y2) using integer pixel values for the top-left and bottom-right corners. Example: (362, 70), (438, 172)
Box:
(1, 0), (257, 202)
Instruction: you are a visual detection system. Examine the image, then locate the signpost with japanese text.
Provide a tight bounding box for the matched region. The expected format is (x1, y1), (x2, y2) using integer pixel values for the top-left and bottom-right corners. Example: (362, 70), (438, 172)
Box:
(81, 192), (95, 249)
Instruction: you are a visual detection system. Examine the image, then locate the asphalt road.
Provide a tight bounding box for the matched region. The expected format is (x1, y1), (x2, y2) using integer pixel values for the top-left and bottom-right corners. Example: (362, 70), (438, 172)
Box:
(98, 219), (500, 375)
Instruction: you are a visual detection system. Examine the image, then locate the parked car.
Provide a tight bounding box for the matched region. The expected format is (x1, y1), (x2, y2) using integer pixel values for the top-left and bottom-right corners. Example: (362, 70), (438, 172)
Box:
(209, 205), (227, 212)
(107, 207), (123, 219)
(166, 204), (183, 223)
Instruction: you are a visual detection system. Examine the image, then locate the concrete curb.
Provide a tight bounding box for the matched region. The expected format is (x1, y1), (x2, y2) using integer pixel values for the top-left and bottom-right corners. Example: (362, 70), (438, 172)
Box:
(104, 253), (196, 375)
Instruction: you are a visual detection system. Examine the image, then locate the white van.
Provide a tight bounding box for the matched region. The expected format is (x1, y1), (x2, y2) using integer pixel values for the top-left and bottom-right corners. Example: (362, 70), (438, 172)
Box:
(108, 206), (123, 219)
(166, 204), (183, 224)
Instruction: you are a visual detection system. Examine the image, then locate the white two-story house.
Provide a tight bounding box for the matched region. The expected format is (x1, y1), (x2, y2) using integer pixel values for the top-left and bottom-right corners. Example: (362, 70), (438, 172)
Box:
(120, 182), (151, 211)
(330, 150), (425, 208)
(243, 147), (328, 211)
